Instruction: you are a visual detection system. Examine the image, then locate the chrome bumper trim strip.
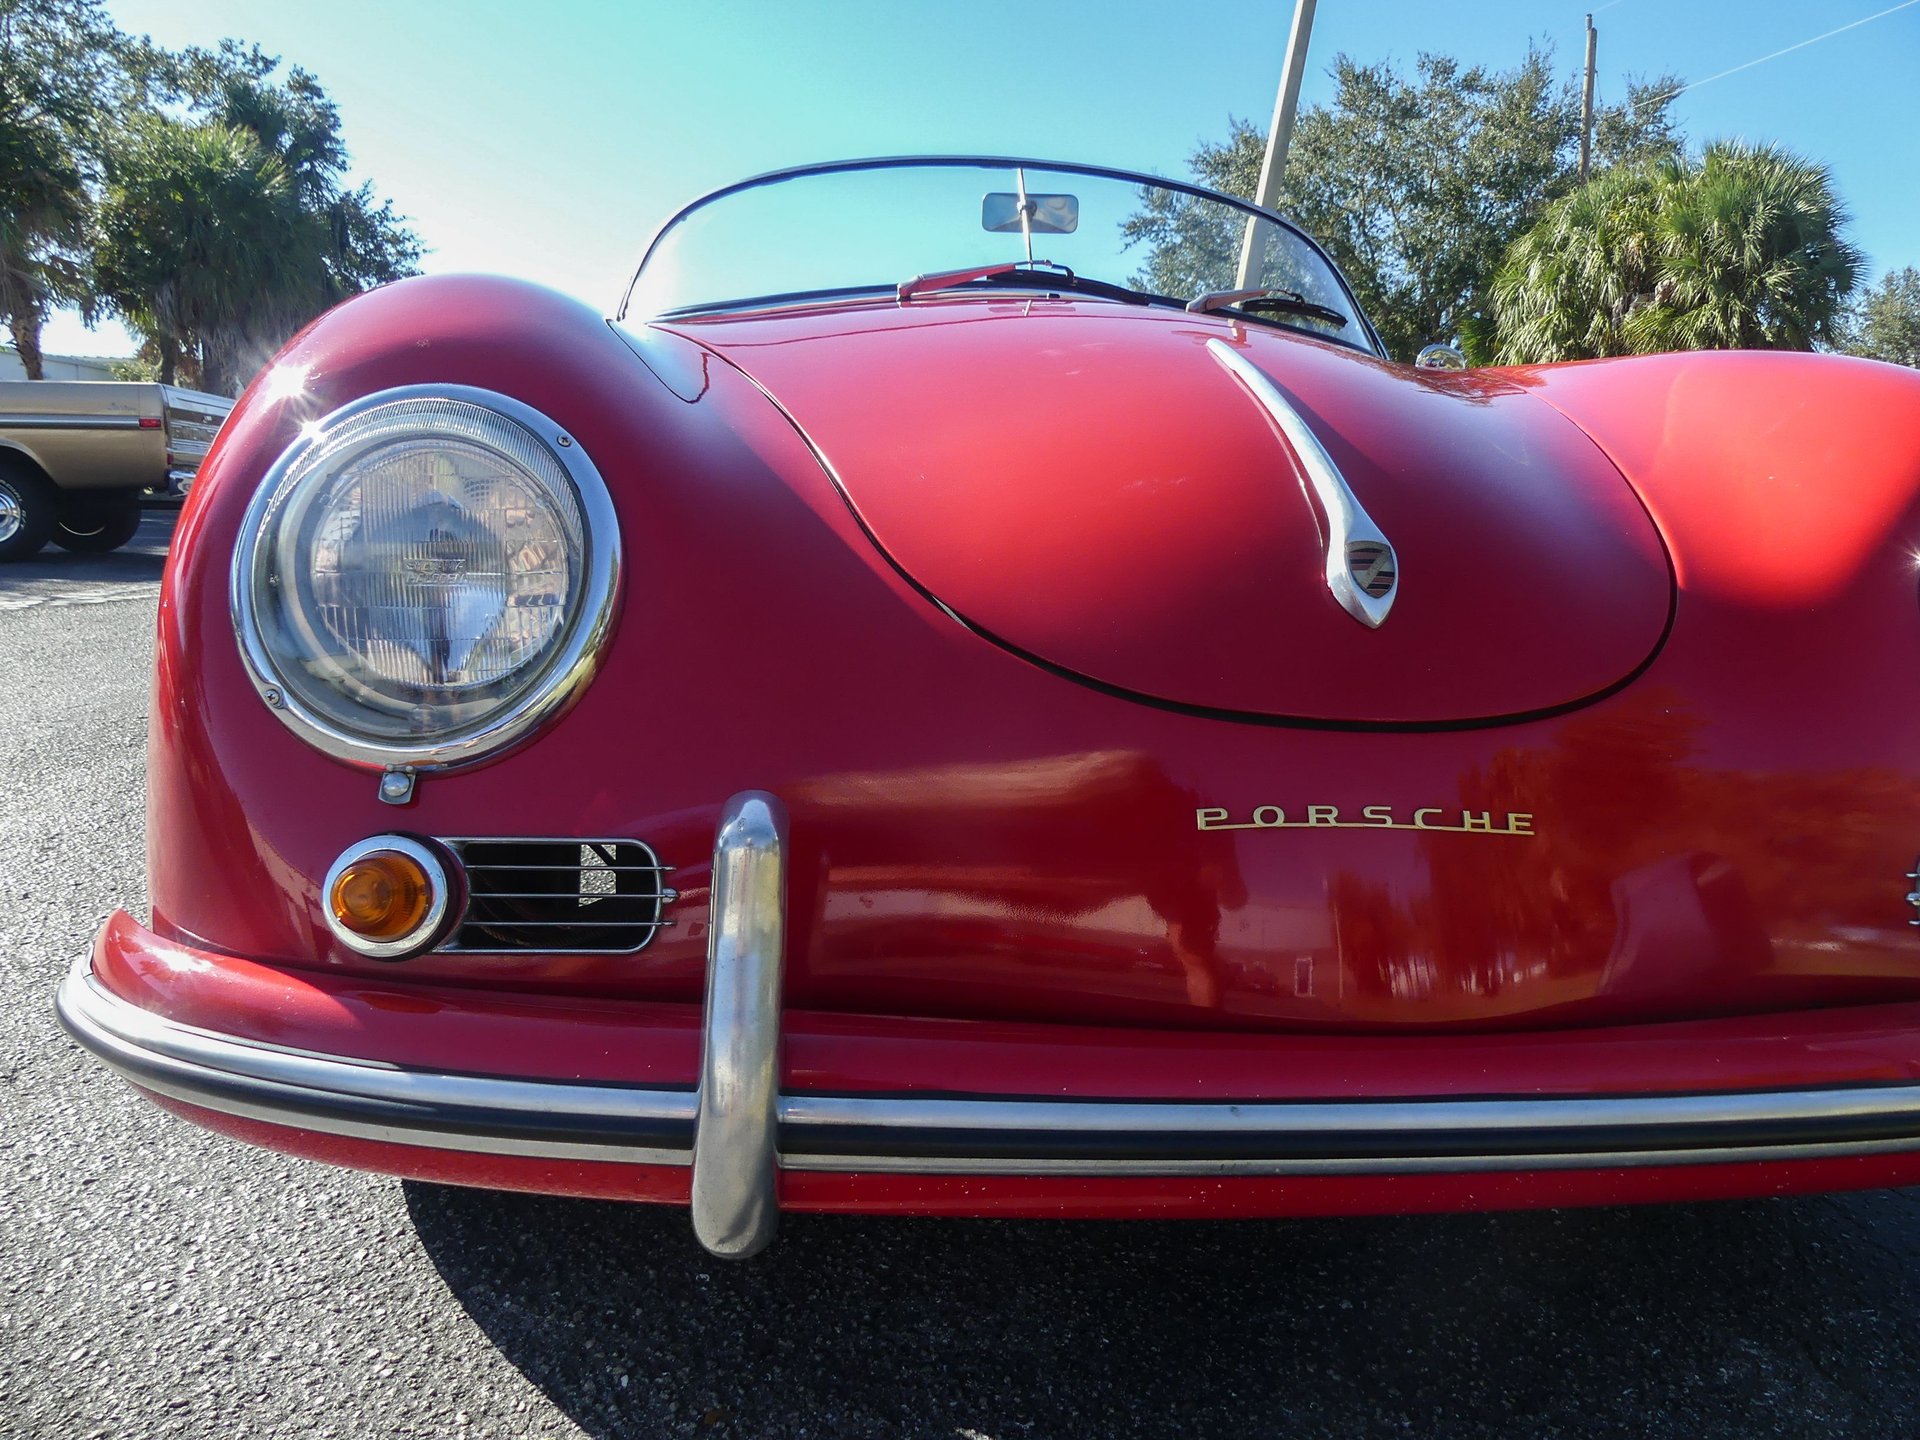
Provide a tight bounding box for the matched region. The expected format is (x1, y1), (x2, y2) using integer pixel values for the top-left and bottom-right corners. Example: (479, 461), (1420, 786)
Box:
(774, 1137), (1920, 1176)
(59, 942), (1920, 1233)
(774, 1087), (1920, 1174)
(777, 1084), (1920, 1151)
(55, 956), (696, 1165)
(691, 791), (790, 1258)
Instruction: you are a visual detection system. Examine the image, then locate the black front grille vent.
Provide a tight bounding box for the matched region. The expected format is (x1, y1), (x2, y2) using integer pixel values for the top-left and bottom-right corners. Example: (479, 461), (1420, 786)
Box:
(440, 838), (676, 954)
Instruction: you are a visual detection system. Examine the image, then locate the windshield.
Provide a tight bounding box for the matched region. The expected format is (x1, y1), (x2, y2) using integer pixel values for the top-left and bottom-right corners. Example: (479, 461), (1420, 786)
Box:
(622, 157), (1377, 354)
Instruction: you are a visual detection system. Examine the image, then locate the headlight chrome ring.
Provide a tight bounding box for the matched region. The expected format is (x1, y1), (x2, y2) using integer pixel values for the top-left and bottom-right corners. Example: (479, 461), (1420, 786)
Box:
(231, 385), (621, 772)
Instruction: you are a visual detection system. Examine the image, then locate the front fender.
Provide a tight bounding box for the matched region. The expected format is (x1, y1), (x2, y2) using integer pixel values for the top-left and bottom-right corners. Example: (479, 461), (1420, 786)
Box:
(1515, 350), (1920, 617)
(149, 274), (925, 984)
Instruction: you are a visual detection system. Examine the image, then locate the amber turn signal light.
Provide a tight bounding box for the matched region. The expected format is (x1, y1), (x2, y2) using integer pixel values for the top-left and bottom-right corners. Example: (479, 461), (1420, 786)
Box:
(330, 851), (432, 939)
(321, 836), (451, 959)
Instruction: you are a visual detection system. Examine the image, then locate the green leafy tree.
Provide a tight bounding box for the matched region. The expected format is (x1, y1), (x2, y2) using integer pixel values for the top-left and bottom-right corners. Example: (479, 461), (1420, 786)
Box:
(93, 118), (310, 391)
(0, 0), (120, 377)
(92, 41), (421, 393)
(1838, 267), (1920, 368)
(1126, 49), (1682, 361)
(169, 41), (348, 201)
(1484, 162), (1662, 361)
(1493, 142), (1861, 362)
(106, 347), (159, 381)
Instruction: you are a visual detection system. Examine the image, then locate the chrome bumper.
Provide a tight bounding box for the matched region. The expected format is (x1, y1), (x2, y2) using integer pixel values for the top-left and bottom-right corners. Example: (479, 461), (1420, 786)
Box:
(57, 791), (1920, 1259)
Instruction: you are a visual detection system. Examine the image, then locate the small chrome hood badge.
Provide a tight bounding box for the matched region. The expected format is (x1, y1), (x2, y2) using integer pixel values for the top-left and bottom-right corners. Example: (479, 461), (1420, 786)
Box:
(1207, 339), (1398, 628)
(1347, 540), (1397, 600)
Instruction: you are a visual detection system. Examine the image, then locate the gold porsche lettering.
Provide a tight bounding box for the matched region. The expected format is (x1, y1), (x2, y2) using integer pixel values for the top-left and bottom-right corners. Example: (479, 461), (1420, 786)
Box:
(1196, 804), (1536, 837)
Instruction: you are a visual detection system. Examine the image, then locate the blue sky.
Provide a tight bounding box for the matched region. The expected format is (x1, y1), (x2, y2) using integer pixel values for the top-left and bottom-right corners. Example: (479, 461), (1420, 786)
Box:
(43, 0), (1920, 357)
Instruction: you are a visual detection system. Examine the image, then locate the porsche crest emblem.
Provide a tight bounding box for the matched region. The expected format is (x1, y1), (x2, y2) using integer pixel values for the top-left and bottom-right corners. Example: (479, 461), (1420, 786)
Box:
(1347, 541), (1397, 600)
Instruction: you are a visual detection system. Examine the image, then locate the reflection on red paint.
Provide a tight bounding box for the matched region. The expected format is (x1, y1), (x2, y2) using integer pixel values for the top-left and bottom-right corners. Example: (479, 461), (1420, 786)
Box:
(140, 276), (1920, 1037)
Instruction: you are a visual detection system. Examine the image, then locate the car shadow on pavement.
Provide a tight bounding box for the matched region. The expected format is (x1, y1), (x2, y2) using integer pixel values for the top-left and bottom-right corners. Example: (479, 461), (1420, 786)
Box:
(0, 547), (168, 591)
(406, 1181), (1920, 1437)
(0, 512), (175, 598)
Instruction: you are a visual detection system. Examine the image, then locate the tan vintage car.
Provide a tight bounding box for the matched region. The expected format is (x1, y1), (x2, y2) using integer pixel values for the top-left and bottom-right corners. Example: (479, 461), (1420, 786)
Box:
(0, 381), (233, 561)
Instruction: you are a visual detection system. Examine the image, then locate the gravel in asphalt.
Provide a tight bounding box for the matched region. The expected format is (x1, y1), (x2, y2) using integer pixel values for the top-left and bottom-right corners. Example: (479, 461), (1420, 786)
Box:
(7, 515), (1920, 1438)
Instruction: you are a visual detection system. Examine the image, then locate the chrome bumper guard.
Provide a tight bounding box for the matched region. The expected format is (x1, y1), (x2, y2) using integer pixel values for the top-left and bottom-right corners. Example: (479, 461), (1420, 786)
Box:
(692, 791), (787, 1256)
(56, 791), (1920, 1259)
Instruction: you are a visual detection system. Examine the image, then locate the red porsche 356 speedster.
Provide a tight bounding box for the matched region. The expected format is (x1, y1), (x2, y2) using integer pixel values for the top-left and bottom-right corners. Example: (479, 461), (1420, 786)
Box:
(58, 157), (1920, 1256)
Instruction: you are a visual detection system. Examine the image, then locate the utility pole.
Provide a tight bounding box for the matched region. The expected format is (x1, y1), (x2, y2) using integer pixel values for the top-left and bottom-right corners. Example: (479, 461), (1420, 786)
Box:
(1235, 0), (1318, 287)
(1580, 12), (1597, 183)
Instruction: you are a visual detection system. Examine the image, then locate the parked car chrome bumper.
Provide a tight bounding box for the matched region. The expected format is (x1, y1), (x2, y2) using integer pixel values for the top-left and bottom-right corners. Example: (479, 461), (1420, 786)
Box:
(59, 957), (1920, 1248)
(57, 796), (1920, 1258)
(64, 946), (1920, 1176)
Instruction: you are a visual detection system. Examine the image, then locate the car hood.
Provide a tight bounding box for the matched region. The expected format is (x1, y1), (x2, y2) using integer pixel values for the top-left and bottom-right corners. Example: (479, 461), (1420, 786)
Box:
(665, 299), (1673, 725)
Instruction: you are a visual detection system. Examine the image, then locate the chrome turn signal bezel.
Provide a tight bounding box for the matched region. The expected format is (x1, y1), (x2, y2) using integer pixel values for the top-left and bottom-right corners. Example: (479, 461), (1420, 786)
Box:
(322, 835), (458, 960)
(230, 384), (622, 773)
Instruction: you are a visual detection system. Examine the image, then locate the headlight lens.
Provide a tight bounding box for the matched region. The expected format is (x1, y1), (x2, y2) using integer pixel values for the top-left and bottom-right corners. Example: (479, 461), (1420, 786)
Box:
(235, 387), (619, 770)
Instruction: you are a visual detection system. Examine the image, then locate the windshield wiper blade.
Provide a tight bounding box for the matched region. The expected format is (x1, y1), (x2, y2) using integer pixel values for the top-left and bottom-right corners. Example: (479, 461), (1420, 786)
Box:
(1187, 286), (1349, 329)
(899, 260), (1040, 299)
(898, 261), (1164, 307)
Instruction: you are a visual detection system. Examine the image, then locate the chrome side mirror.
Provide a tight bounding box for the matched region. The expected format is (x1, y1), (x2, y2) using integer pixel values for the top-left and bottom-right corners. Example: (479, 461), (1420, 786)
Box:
(1415, 343), (1469, 372)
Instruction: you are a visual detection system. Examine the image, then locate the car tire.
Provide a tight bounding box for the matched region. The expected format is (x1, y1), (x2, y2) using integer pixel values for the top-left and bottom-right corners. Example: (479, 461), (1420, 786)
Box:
(52, 493), (144, 554)
(0, 463), (57, 562)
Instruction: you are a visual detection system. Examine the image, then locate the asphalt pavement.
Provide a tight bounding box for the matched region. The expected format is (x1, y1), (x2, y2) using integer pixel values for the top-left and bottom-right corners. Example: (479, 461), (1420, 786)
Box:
(9, 516), (1920, 1438)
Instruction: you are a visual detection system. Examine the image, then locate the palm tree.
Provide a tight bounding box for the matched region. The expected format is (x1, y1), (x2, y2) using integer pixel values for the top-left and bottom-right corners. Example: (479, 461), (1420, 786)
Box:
(0, 0), (125, 378)
(1493, 142), (1860, 363)
(1489, 163), (1663, 362)
(92, 117), (324, 392)
(0, 97), (90, 378)
(89, 49), (420, 395)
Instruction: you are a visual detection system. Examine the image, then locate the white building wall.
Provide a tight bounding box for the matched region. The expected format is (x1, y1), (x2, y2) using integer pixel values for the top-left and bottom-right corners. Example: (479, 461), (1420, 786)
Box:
(0, 348), (123, 382)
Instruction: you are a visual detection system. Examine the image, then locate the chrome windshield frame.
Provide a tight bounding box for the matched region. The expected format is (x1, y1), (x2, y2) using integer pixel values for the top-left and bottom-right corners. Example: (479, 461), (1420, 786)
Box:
(616, 154), (1383, 358)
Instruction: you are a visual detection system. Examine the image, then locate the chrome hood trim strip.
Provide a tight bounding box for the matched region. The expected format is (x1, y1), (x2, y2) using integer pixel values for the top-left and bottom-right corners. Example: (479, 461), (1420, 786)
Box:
(1207, 338), (1398, 628)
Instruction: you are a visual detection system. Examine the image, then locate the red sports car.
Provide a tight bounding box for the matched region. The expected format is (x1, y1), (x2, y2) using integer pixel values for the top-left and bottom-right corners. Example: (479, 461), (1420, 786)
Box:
(58, 157), (1920, 1257)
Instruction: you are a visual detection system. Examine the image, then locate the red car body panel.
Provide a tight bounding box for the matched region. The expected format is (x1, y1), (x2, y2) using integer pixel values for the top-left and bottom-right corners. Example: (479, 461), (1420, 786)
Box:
(62, 256), (1920, 1235)
(92, 912), (1920, 1103)
(667, 300), (1674, 724)
(142, 275), (1920, 1033)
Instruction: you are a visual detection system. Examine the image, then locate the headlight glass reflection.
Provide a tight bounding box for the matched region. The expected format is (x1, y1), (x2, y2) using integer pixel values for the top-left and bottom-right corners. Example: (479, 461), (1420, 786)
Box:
(239, 391), (611, 761)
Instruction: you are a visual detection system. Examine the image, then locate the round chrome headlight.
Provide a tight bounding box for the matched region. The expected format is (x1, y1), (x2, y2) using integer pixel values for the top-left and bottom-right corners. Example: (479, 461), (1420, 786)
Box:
(233, 385), (619, 770)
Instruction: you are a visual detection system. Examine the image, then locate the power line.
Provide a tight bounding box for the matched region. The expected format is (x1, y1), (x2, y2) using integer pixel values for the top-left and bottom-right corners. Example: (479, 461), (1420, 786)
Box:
(1644, 0), (1920, 105)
